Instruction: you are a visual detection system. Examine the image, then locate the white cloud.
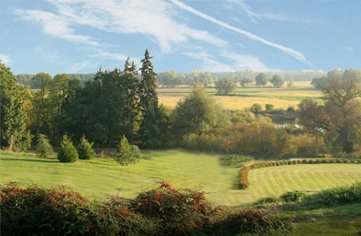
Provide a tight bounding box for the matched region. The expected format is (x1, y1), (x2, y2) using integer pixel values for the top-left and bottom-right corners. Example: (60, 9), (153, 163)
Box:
(170, 0), (310, 65)
(15, 9), (99, 46)
(0, 54), (12, 65)
(45, 0), (226, 51)
(183, 51), (268, 72)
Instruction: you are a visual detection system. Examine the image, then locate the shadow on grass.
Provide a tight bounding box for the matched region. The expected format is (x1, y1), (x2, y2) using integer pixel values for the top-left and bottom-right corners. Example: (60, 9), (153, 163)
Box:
(0, 157), (58, 163)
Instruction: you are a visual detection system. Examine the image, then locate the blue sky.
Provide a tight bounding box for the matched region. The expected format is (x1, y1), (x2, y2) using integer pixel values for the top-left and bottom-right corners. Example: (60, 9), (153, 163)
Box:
(0, 0), (360, 74)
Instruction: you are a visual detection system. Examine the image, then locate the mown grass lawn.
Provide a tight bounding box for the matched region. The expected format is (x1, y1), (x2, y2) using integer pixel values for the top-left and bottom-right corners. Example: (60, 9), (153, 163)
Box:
(2, 150), (361, 207)
(247, 164), (361, 200)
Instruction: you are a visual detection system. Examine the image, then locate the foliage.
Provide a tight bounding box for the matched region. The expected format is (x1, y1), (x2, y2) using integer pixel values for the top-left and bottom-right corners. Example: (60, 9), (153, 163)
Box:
(270, 75), (284, 87)
(131, 181), (223, 235)
(77, 136), (96, 160)
(255, 72), (268, 87)
(250, 103), (262, 113)
(291, 135), (326, 157)
(215, 77), (236, 95)
(299, 69), (361, 153)
(57, 135), (78, 163)
(115, 135), (141, 165)
(265, 103), (274, 111)
(225, 122), (292, 158)
(300, 183), (361, 209)
(0, 63), (31, 151)
(35, 134), (53, 158)
(280, 191), (306, 202)
(210, 209), (292, 235)
(0, 183), (157, 236)
(171, 87), (227, 139)
(139, 49), (162, 148)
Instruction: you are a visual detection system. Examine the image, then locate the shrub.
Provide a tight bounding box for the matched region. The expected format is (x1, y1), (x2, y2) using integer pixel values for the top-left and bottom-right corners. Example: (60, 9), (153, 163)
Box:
(57, 135), (78, 163)
(250, 103), (262, 113)
(255, 196), (279, 205)
(210, 209), (292, 235)
(0, 183), (158, 236)
(0, 183), (95, 235)
(280, 191), (306, 202)
(291, 135), (326, 157)
(265, 104), (274, 111)
(300, 183), (361, 209)
(226, 122), (292, 158)
(100, 197), (159, 235)
(35, 134), (53, 158)
(115, 135), (141, 165)
(77, 136), (96, 160)
(131, 181), (220, 235)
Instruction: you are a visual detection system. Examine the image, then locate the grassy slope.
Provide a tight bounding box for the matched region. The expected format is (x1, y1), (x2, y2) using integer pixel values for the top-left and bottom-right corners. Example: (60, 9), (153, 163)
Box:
(2, 151), (361, 207)
(0, 150), (239, 205)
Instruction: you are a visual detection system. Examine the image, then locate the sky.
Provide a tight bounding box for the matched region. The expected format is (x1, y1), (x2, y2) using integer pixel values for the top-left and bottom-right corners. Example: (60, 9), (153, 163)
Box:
(0, 0), (360, 74)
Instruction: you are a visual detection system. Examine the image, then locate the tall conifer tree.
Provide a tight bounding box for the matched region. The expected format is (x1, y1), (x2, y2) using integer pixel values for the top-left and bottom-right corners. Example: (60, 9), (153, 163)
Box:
(139, 49), (160, 147)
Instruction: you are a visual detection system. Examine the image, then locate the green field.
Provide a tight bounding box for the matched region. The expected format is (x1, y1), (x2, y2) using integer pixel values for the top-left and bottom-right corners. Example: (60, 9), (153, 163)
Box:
(2, 150), (361, 207)
(157, 83), (322, 110)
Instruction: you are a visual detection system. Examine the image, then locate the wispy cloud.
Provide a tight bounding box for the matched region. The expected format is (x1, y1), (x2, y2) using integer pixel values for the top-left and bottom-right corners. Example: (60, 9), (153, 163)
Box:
(0, 53), (12, 65)
(15, 9), (99, 46)
(259, 13), (323, 24)
(47, 0), (226, 51)
(183, 51), (268, 72)
(225, 0), (261, 23)
(170, 0), (310, 65)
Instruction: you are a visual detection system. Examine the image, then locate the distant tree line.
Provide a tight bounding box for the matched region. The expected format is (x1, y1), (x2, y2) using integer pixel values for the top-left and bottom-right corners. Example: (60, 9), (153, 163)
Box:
(16, 70), (326, 89)
(3, 52), (361, 157)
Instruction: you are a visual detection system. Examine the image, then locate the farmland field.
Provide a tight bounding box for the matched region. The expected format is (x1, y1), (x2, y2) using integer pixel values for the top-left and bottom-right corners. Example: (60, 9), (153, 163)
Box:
(2, 150), (361, 207)
(157, 81), (322, 110)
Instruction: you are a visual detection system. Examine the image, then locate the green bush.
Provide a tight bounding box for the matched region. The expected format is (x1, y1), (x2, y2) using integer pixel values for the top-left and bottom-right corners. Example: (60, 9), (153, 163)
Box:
(255, 196), (279, 205)
(57, 135), (78, 163)
(280, 191), (306, 202)
(115, 135), (141, 165)
(209, 209), (292, 235)
(35, 134), (53, 158)
(300, 183), (361, 209)
(77, 136), (96, 160)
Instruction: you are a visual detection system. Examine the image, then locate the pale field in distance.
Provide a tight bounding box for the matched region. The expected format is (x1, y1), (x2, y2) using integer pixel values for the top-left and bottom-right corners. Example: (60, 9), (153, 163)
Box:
(158, 81), (322, 110)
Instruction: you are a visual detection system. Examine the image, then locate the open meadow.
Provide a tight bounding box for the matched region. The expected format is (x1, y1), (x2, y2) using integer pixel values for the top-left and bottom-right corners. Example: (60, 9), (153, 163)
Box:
(2, 150), (361, 207)
(158, 81), (322, 110)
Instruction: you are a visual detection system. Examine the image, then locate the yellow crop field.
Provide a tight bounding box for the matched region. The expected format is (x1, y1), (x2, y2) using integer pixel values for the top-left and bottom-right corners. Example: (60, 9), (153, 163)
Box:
(158, 82), (322, 110)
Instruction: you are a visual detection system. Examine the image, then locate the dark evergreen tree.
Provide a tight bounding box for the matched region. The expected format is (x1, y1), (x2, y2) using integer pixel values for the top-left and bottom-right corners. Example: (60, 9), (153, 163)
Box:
(35, 134), (53, 158)
(57, 135), (78, 163)
(77, 136), (96, 160)
(139, 49), (161, 148)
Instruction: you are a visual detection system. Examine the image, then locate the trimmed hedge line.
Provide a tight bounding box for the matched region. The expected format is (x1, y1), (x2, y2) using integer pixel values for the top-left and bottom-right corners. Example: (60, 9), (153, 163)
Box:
(239, 158), (361, 189)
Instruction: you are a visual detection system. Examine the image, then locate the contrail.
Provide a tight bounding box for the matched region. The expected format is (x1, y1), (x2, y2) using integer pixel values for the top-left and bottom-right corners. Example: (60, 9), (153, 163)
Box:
(170, 0), (310, 65)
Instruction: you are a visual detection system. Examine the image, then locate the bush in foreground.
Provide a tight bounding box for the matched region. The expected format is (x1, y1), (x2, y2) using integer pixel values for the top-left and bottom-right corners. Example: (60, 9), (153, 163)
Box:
(57, 135), (78, 163)
(35, 134), (53, 158)
(209, 209), (292, 235)
(77, 136), (96, 160)
(0, 182), (293, 235)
